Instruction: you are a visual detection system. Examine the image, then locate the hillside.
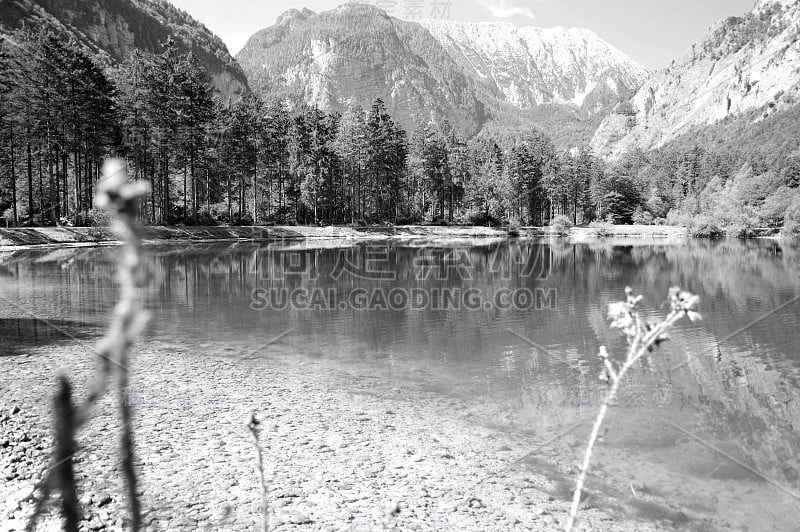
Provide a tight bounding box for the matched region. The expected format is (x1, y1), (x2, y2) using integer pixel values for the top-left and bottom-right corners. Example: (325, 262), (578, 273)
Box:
(591, 0), (800, 158)
(237, 4), (649, 144)
(236, 4), (486, 136)
(422, 21), (648, 116)
(0, 0), (249, 98)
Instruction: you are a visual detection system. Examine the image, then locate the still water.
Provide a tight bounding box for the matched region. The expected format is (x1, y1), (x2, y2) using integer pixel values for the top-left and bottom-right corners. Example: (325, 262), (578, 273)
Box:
(2, 237), (799, 530)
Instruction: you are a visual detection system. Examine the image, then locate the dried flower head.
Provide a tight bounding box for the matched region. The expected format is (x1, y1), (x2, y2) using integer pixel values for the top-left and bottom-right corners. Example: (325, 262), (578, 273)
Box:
(668, 286), (702, 322)
(94, 159), (150, 215)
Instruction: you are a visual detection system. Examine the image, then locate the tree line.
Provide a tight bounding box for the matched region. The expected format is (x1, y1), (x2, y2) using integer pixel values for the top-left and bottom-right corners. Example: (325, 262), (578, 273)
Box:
(2, 30), (800, 234)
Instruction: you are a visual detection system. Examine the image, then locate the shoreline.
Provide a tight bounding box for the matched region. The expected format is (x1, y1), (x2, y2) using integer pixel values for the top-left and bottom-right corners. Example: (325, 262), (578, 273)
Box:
(0, 337), (669, 532)
(0, 225), (695, 250)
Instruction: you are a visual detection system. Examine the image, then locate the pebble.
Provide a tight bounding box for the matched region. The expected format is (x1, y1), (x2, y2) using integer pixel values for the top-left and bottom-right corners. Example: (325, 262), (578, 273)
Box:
(0, 338), (661, 532)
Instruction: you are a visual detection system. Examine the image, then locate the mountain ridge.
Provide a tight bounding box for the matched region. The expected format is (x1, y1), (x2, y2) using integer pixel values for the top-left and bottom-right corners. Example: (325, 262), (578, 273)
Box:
(237, 3), (650, 143)
(237, 3), (487, 136)
(591, 0), (800, 158)
(421, 20), (649, 115)
(0, 0), (249, 98)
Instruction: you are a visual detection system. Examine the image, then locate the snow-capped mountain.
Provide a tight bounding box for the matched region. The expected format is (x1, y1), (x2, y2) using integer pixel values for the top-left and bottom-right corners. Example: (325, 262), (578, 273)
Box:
(591, 0), (800, 158)
(421, 21), (650, 116)
(237, 3), (649, 141)
(236, 3), (486, 136)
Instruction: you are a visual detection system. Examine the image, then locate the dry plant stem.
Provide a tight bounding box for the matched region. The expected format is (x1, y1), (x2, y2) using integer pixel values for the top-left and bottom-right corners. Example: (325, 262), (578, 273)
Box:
(117, 350), (141, 530)
(248, 414), (269, 532)
(104, 168), (149, 531)
(27, 378), (83, 532)
(25, 160), (150, 532)
(564, 311), (685, 532)
(54, 377), (81, 532)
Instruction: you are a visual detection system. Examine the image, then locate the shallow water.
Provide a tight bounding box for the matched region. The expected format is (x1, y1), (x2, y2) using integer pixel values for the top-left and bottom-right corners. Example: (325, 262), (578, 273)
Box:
(2, 237), (799, 530)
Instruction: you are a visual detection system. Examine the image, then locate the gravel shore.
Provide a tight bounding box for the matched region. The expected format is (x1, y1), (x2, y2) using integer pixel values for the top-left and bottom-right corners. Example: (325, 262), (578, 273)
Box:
(0, 224), (695, 250)
(1, 337), (664, 532)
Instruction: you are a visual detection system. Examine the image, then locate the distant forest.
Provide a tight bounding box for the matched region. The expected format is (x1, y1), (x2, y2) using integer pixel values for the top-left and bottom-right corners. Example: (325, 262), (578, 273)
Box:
(1, 30), (800, 236)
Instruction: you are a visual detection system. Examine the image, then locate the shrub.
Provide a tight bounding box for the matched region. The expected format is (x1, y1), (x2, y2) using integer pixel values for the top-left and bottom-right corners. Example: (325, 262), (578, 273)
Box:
(395, 216), (417, 226)
(194, 211), (217, 226)
(783, 201), (800, 240)
(550, 215), (573, 236)
(231, 213), (254, 226)
(589, 220), (614, 237)
(2, 208), (15, 226)
(726, 217), (755, 239)
(688, 215), (724, 238)
(465, 209), (501, 227)
(632, 207), (655, 225)
(76, 209), (113, 227)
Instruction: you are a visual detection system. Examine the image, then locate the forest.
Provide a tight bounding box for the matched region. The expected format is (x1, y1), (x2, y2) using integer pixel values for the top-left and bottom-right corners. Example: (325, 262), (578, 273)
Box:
(2, 29), (800, 237)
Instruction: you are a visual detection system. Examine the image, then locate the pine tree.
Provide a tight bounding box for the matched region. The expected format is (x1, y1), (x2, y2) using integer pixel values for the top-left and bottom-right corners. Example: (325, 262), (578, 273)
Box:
(0, 38), (18, 225)
(333, 103), (370, 223)
(175, 51), (214, 221)
(366, 98), (407, 222)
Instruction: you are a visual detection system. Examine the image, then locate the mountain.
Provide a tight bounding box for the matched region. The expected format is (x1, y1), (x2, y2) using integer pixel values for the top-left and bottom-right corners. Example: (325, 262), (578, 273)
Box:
(421, 21), (649, 116)
(237, 3), (649, 144)
(0, 0), (249, 98)
(591, 0), (800, 158)
(236, 3), (486, 136)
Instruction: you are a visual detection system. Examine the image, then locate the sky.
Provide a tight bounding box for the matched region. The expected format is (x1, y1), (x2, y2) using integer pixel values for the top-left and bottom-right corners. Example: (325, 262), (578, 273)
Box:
(166, 0), (757, 68)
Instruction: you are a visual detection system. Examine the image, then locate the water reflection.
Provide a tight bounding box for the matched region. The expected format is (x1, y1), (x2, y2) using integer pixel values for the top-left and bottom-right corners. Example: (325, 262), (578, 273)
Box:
(2, 238), (799, 528)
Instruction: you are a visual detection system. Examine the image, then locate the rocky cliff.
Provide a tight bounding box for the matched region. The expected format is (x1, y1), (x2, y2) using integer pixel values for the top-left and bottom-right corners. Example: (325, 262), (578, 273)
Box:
(236, 3), (486, 135)
(0, 0), (249, 98)
(422, 21), (649, 116)
(237, 3), (649, 142)
(591, 0), (800, 158)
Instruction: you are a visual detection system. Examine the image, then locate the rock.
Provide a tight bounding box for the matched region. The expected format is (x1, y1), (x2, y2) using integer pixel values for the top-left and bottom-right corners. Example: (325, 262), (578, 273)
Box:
(437, 500), (461, 513)
(288, 512), (312, 524)
(275, 488), (303, 499)
(97, 495), (112, 507)
(9, 485), (34, 508)
(384, 501), (401, 517)
(273, 498), (291, 508)
(468, 497), (484, 508)
(11, 405), (20, 415)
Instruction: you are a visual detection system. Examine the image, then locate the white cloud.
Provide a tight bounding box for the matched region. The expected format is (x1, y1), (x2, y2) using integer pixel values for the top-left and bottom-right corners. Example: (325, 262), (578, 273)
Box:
(479, 0), (537, 20)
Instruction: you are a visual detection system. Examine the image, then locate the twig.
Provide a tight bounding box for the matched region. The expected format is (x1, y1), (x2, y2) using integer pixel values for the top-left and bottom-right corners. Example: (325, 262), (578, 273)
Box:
(26, 159), (150, 532)
(54, 377), (81, 532)
(118, 353), (142, 530)
(247, 412), (269, 532)
(564, 287), (700, 531)
(95, 159), (150, 531)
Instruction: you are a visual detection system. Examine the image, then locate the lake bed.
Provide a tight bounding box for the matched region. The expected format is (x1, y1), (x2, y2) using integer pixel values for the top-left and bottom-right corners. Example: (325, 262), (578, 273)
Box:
(1, 238), (799, 531)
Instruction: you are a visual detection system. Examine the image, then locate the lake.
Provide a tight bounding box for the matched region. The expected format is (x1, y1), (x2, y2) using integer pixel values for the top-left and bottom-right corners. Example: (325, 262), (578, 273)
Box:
(1, 237), (799, 530)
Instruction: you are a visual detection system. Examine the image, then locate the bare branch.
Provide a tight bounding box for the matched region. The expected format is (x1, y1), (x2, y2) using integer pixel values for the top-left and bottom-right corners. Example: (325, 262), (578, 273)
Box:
(565, 287), (700, 531)
(247, 412), (270, 532)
